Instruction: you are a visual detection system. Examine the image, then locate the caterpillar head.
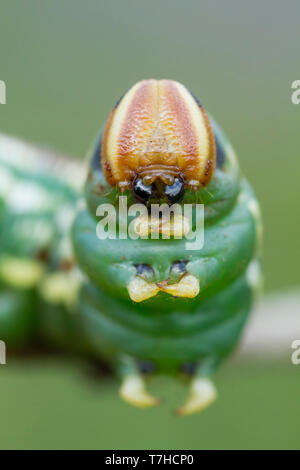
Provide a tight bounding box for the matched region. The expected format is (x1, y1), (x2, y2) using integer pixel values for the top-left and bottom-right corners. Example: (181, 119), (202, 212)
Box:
(101, 79), (216, 205)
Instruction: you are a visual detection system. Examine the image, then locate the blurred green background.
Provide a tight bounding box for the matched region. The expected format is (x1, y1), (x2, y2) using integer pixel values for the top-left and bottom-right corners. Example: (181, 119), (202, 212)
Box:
(0, 0), (299, 450)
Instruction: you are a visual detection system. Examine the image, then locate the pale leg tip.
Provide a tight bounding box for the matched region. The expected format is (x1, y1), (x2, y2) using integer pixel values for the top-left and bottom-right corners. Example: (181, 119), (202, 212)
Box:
(175, 377), (217, 416)
(119, 374), (161, 408)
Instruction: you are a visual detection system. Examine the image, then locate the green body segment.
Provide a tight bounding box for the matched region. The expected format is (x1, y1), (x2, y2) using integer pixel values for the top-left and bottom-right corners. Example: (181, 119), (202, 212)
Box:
(0, 115), (261, 380)
(78, 274), (252, 374)
(72, 119), (261, 375)
(0, 135), (83, 350)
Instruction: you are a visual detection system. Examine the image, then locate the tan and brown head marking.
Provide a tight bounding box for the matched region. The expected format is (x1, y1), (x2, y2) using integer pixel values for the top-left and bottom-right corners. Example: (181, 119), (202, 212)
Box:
(101, 79), (216, 203)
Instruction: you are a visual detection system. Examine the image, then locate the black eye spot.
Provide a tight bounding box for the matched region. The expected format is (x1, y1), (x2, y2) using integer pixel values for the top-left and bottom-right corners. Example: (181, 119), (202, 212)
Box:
(137, 360), (156, 374)
(164, 178), (185, 204)
(181, 362), (197, 375)
(135, 263), (154, 282)
(132, 177), (154, 204)
(169, 260), (187, 281)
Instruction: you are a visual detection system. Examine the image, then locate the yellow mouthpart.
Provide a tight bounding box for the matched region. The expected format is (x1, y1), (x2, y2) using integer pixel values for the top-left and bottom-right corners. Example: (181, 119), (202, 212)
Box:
(132, 214), (190, 238)
(127, 273), (199, 303)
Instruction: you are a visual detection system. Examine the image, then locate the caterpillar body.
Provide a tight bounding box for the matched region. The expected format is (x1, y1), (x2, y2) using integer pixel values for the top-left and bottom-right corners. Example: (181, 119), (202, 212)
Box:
(0, 80), (262, 415)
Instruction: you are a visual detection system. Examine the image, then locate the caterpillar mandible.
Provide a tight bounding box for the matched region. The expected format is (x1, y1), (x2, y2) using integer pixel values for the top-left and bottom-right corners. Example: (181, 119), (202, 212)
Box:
(0, 79), (262, 415)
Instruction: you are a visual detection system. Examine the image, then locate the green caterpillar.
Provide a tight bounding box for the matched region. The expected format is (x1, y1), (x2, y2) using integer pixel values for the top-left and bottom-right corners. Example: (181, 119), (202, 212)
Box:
(0, 80), (262, 415)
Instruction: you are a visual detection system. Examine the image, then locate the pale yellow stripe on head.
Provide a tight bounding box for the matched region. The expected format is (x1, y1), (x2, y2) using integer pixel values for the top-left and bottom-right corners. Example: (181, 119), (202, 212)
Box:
(173, 81), (210, 180)
(106, 81), (143, 183)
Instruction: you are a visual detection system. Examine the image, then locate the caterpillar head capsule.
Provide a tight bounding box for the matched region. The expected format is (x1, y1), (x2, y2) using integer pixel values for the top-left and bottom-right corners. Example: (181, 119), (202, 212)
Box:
(101, 79), (216, 204)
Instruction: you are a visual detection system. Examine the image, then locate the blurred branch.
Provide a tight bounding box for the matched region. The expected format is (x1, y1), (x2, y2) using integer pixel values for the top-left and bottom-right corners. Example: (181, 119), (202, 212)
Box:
(238, 291), (300, 358)
(0, 133), (85, 190)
